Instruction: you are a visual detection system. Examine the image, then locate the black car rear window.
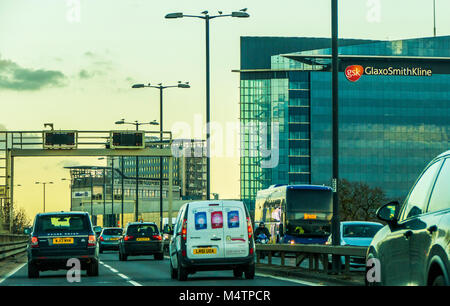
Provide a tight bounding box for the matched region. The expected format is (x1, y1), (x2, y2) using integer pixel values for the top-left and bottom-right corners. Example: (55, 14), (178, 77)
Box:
(127, 224), (158, 236)
(103, 228), (123, 236)
(36, 215), (89, 233)
(343, 224), (383, 238)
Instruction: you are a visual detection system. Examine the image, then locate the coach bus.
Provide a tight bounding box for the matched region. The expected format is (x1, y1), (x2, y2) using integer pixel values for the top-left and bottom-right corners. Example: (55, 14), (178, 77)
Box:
(254, 184), (333, 244)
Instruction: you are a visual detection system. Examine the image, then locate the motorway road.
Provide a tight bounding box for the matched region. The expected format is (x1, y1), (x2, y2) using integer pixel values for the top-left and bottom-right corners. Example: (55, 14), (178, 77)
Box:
(0, 251), (321, 286)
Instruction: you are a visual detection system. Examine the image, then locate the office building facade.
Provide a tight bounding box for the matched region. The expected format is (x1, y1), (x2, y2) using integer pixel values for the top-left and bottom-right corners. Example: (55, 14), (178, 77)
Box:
(237, 36), (450, 210)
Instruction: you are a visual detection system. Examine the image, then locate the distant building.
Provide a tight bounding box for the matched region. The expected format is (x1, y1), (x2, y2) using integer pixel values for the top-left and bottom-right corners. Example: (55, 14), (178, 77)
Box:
(236, 36), (450, 210)
(111, 139), (207, 200)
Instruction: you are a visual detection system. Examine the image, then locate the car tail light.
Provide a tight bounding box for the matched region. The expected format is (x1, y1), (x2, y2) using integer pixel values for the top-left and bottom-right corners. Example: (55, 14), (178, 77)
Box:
(124, 235), (134, 241)
(182, 250), (186, 257)
(100, 236), (104, 241)
(246, 217), (253, 239)
(152, 235), (162, 241)
(181, 219), (187, 241)
(88, 235), (96, 247)
(249, 247), (254, 255)
(30, 236), (39, 248)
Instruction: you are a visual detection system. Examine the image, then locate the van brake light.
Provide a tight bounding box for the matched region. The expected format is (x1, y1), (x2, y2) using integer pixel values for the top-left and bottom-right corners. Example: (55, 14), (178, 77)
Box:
(181, 219), (187, 241)
(246, 217), (253, 239)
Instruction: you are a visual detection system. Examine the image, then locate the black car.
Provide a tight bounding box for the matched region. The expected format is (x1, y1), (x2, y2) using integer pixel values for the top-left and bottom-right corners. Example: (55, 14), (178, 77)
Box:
(118, 222), (164, 261)
(367, 150), (450, 286)
(25, 211), (99, 278)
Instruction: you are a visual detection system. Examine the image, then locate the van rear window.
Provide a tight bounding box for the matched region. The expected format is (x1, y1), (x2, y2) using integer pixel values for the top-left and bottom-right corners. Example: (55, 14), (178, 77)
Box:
(227, 211), (240, 228)
(195, 212), (207, 230)
(211, 211), (223, 229)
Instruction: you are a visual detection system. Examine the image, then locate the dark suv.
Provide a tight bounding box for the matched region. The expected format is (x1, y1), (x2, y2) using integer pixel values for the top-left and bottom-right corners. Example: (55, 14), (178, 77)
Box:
(25, 211), (99, 278)
(118, 222), (164, 261)
(367, 150), (450, 286)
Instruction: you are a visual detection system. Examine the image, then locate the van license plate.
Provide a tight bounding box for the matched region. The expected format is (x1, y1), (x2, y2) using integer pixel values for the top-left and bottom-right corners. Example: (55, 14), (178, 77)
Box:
(193, 248), (217, 255)
(53, 238), (74, 244)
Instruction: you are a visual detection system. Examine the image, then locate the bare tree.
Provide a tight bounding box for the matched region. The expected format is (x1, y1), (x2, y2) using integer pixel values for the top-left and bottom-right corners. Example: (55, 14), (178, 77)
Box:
(338, 179), (387, 222)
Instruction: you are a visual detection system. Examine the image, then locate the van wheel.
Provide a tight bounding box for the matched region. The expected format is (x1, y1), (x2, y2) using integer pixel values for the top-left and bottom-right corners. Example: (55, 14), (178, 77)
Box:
(87, 261), (99, 276)
(244, 263), (255, 280)
(154, 252), (164, 260)
(169, 259), (177, 279)
(177, 257), (188, 281)
(233, 268), (243, 278)
(27, 262), (39, 279)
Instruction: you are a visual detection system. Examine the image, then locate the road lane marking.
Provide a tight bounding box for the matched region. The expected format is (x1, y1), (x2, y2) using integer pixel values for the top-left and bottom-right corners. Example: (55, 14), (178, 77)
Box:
(255, 273), (325, 286)
(117, 273), (129, 279)
(128, 280), (142, 286)
(0, 263), (27, 285)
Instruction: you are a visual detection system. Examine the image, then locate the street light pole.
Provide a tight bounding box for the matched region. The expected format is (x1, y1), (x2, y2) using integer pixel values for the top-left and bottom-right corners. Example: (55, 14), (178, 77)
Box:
(121, 156), (124, 227)
(131, 82), (189, 230)
(165, 9), (249, 200)
(115, 119), (159, 222)
(35, 182), (53, 213)
(331, 0), (341, 274)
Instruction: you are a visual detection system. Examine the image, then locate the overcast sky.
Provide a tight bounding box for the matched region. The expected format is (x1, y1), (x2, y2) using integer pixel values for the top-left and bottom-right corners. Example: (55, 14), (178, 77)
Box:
(1, 0), (449, 218)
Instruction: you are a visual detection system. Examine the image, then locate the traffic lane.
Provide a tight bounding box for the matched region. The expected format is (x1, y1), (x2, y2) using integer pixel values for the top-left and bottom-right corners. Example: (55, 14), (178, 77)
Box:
(100, 251), (312, 286)
(0, 260), (133, 286)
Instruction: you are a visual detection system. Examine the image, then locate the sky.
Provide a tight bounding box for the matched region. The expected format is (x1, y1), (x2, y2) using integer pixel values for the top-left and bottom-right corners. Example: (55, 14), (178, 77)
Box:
(1, 0), (449, 220)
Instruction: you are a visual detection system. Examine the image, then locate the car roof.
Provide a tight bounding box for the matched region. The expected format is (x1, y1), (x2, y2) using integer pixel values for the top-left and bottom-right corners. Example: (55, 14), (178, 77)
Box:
(341, 221), (383, 226)
(37, 211), (88, 217)
(126, 222), (157, 226)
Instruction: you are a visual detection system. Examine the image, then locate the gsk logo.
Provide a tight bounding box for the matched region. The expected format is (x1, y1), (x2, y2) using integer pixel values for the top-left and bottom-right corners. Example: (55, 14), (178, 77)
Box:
(345, 65), (364, 82)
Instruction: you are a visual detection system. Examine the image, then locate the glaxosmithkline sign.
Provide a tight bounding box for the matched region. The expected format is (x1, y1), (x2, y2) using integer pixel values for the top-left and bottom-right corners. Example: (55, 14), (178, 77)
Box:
(345, 65), (433, 82)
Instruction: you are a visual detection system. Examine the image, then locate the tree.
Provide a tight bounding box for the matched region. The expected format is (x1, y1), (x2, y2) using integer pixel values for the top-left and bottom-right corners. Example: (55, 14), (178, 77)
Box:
(338, 179), (387, 222)
(11, 207), (31, 234)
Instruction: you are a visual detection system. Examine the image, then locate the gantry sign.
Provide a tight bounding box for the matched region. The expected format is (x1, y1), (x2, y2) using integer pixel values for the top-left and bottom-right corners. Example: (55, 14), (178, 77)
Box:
(0, 129), (174, 232)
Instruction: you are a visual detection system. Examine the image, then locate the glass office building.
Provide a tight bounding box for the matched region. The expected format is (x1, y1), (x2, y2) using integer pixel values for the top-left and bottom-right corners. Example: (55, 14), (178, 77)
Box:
(237, 36), (450, 210)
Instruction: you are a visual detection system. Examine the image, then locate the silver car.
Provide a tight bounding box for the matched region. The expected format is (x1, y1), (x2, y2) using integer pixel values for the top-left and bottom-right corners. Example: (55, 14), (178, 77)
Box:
(99, 227), (123, 253)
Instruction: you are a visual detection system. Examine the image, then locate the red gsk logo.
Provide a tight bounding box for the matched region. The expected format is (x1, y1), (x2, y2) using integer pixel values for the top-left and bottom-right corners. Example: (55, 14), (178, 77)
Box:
(345, 65), (364, 82)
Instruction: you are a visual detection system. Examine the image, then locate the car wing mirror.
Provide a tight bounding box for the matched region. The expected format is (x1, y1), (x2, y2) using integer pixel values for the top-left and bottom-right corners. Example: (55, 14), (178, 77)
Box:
(376, 201), (400, 225)
(24, 227), (31, 235)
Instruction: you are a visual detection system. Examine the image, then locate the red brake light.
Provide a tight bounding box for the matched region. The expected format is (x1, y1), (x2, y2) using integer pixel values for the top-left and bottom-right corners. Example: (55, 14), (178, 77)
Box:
(246, 217), (253, 239)
(249, 247), (254, 255)
(31, 236), (39, 248)
(88, 235), (96, 247)
(124, 235), (134, 241)
(152, 235), (162, 241)
(181, 219), (187, 241)
(100, 236), (104, 241)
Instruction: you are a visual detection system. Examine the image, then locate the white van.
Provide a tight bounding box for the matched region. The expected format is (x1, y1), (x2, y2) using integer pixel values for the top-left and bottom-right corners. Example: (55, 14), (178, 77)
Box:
(167, 200), (256, 281)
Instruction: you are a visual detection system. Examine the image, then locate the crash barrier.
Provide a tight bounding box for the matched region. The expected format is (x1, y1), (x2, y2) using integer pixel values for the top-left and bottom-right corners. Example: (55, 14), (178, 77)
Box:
(0, 234), (28, 260)
(255, 244), (367, 275)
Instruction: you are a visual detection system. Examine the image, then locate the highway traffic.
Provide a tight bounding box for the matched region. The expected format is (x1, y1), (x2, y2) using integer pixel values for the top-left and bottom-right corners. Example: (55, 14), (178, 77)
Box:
(0, 252), (314, 286)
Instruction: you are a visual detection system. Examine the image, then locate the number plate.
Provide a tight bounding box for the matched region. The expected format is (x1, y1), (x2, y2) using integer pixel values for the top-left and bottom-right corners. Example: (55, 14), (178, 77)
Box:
(193, 248), (217, 255)
(136, 237), (150, 241)
(52, 238), (74, 244)
(109, 237), (119, 241)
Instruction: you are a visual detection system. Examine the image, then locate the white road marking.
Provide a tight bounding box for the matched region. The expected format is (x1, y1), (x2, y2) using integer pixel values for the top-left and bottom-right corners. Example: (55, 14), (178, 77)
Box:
(128, 280), (142, 286)
(117, 273), (129, 280)
(255, 273), (325, 286)
(0, 263), (27, 285)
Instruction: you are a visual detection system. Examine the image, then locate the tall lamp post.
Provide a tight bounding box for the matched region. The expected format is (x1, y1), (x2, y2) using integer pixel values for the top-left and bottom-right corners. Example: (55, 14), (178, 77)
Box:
(61, 178), (71, 211)
(115, 119), (159, 222)
(331, 0), (341, 274)
(165, 9), (250, 200)
(132, 81), (190, 230)
(35, 181), (53, 213)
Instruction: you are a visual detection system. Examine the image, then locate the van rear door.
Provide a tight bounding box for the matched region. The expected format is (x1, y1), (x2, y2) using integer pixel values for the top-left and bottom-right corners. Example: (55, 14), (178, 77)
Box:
(186, 202), (225, 260)
(223, 202), (249, 258)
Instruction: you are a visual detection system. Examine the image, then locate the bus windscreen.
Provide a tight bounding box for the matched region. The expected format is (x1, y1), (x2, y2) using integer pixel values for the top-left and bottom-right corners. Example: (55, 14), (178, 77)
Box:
(287, 189), (333, 213)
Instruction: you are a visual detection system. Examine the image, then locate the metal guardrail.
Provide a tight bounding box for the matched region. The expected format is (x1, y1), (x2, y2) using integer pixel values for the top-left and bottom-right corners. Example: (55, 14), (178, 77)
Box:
(255, 244), (368, 275)
(0, 234), (28, 260)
